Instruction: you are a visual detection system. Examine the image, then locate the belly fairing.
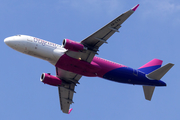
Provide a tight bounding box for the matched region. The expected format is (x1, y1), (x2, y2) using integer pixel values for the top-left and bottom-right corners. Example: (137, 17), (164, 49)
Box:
(55, 54), (101, 76)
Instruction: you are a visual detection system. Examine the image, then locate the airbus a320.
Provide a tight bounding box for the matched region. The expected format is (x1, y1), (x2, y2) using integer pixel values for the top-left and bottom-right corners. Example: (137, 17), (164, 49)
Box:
(4, 4), (174, 114)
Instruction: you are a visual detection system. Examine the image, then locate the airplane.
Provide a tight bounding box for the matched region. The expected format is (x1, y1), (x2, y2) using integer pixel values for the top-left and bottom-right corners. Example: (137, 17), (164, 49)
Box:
(4, 4), (174, 114)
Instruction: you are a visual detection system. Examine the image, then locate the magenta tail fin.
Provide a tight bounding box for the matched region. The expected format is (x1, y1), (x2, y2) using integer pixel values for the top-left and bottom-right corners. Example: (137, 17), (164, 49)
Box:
(138, 59), (163, 74)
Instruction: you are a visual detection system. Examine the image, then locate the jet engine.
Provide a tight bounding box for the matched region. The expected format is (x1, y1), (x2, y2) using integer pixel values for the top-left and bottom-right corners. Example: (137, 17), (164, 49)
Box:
(62, 39), (85, 52)
(40, 73), (62, 86)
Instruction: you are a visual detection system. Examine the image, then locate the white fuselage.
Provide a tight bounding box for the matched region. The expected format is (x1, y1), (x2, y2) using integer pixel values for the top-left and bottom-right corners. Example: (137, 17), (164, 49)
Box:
(4, 35), (66, 65)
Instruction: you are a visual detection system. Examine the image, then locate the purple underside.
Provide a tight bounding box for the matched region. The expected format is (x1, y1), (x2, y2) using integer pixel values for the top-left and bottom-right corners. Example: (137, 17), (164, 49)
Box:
(103, 67), (166, 86)
(55, 55), (166, 86)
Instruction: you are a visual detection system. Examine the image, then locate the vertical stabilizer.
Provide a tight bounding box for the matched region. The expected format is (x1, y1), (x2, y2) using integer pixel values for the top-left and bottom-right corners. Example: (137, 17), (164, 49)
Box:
(138, 59), (163, 74)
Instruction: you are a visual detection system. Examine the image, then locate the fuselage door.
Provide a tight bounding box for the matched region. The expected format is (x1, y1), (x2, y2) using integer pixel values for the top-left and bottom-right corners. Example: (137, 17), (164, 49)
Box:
(133, 69), (138, 76)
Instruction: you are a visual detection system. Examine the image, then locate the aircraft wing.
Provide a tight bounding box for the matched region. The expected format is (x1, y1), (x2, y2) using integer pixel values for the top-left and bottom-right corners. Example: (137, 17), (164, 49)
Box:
(56, 67), (82, 113)
(81, 4), (139, 52)
(66, 4), (139, 63)
(57, 4), (139, 113)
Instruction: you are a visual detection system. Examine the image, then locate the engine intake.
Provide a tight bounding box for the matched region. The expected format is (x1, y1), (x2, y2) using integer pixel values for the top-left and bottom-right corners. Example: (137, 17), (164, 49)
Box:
(40, 73), (62, 86)
(62, 39), (84, 52)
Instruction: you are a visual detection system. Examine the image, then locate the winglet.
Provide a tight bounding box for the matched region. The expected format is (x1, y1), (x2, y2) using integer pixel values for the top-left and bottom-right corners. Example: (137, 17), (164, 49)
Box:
(131, 4), (139, 11)
(68, 108), (73, 114)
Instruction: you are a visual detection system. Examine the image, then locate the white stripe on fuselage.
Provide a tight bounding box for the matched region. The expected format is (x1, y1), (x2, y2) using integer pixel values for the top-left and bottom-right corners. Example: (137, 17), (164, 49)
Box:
(4, 35), (66, 65)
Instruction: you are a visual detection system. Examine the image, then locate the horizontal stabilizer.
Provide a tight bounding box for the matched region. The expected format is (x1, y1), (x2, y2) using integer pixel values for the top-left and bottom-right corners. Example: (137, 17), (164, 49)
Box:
(146, 63), (174, 80)
(143, 86), (155, 101)
(143, 63), (174, 101)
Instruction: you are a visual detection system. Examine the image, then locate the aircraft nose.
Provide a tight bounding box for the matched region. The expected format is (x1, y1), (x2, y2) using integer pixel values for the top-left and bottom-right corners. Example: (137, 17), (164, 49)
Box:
(4, 37), (9, 44)
(4, 36), (16, 48)
(4, 37), (13, 46)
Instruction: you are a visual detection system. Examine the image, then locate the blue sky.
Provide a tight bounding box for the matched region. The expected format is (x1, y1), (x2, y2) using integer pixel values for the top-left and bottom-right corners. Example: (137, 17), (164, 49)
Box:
(1, 0), (180, 119)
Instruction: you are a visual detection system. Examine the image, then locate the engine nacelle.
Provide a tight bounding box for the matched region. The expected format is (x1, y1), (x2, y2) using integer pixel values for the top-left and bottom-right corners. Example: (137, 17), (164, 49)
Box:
(40, 73), (62, 86)
(62, 39), (84, 52)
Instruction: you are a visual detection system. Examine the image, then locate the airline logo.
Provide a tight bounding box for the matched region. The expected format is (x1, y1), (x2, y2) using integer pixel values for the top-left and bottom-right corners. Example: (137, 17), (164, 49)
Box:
(33, 37), (61, 48)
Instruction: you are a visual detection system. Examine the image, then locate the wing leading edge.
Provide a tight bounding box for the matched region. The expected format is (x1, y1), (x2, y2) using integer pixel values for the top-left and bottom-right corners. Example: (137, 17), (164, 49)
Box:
(66, 4), (139, 63)
(80, 4), (139, 52)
